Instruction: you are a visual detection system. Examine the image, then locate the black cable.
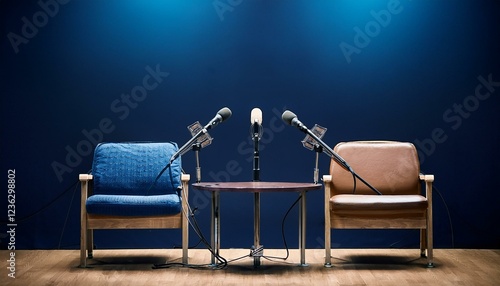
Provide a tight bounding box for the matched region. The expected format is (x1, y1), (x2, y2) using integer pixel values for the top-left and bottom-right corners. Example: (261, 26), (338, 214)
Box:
(351, 171), (357, 194)
(153, 183), (229, 270)
(160, 193), (305, 268)
(348, 166), (382, 195)
(57, 181), (80, 249)
(325, 149), (381, 195)
(431, 184), (455, 248)
(184, 201), (227, 268)
(144, 144), (229, 269)
(0, 169), (91, 225)
(0, 180), (76, 224)
(261, 194), (302, 261)
(173, 238), (202, 250)
(226, 253), (251, 263)
(349, 167), (382, 195)
(161, 192), (304, 268)
(262, 256), (298, 265)
(145, 162), (172, 195)
(185, 195), (226, 267)
(145, 142), (180, 195)
(419, 171), (455, 248)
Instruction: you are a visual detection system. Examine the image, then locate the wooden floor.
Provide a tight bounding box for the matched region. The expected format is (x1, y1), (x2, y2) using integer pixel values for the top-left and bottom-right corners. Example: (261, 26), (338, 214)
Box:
(1, 248), (499, 285)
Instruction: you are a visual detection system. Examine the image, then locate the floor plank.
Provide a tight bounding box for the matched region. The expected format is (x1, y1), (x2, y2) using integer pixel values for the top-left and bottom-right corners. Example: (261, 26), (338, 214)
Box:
(1, 249), (499, 285)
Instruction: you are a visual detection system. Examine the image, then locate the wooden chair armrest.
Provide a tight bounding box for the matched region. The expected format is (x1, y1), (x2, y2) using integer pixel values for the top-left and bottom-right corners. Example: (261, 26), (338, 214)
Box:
(79, 174), (93, 181)
(419, 173), (434, 202)
(323, 175), (332, 183)
(181, 174), (190, 182)
(419, 173), (434, 182)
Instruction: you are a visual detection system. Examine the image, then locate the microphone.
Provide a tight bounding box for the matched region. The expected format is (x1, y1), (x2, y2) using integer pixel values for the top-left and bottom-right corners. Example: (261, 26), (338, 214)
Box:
(282, 110), (306, 131)
(251, 108), (263, 125)
(205, 107), (232, 130)
(251, 108), (262, 138)
(170, 107), (232, 163)
(251, 108), (262, 181)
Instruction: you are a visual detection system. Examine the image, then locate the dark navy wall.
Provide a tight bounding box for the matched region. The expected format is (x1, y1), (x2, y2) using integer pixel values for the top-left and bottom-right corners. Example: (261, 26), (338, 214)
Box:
(1, 0), (499, 251)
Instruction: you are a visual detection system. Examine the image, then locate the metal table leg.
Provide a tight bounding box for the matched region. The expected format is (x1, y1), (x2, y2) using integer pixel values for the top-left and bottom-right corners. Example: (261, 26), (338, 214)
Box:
(299, 190), (308, 266)
(210, 191), (220, 266)
(253, 192), (261, 267)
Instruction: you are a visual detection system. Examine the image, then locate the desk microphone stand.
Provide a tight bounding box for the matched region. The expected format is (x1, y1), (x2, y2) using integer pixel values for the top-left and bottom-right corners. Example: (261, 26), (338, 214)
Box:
(192, 142), (202, 183)
(251, 123), (263, 266)
(313, 144), (323, 184)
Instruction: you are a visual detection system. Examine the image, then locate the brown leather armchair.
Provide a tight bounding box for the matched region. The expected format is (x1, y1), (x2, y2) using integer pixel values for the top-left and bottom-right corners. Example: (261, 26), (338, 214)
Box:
(323, 141), (434, 267)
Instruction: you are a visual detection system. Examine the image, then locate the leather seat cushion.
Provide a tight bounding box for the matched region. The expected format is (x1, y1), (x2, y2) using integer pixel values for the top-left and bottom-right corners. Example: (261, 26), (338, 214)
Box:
(330, 194), (428, 213)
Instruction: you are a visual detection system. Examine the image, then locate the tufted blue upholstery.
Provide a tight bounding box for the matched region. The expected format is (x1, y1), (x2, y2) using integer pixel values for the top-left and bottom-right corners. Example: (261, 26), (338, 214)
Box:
(86, 142), (183, 216)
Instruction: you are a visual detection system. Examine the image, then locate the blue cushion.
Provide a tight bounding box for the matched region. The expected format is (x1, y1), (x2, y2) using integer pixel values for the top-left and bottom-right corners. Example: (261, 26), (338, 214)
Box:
(86, 194), (181, 216)
(92, 142), (182, 196)
(87, 142), (183, 216)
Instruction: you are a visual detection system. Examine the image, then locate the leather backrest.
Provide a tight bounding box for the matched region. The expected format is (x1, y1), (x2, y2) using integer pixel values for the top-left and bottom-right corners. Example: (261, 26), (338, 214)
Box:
(330, 141), (420, 195)
(92, 142), (182, 196)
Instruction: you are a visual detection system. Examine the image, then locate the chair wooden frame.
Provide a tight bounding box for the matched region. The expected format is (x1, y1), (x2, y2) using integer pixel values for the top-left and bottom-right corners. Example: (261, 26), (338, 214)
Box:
(79, 173), (190, 268)
(324, 171), (434, 268)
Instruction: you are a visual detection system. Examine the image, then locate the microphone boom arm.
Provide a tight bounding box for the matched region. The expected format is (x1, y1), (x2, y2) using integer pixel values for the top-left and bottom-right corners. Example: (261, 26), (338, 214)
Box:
(288, 114), (382, 195)
(170, 128), (208, 164)
(297, 124), (351, 172)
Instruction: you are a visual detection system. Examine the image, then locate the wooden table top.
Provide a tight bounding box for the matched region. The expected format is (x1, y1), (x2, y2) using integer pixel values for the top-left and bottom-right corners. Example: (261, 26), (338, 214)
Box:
(192, 181), (322, 193)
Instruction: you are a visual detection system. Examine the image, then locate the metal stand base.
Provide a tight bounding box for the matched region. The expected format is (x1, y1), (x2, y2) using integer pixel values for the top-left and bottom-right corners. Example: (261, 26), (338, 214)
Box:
(299, 263), (309, 267)
(250, 245), (264, 267)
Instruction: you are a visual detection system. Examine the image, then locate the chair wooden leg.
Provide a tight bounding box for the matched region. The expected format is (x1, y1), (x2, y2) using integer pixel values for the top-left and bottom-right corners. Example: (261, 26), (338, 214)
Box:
(420, 229), (427, 257)
(87, 229), (93, 259)
(323, 177), (332, 267)
(80, 221), (87, 267)
(181, 175), (189, 264)
(80, 198), (87, 267)
(426, 179), (434, 268)
(325, 227), (332, 267)
(427, 216), (434, 268)
(182, 218), (188, 264)
(80, 175), (91, 268)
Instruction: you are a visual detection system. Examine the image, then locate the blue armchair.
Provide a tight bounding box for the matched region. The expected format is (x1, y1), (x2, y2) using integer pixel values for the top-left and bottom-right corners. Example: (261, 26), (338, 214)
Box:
(79, 142), (189, 267)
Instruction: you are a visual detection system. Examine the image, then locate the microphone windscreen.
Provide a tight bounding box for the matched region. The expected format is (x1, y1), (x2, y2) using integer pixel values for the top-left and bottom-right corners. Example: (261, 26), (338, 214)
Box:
(281, 110), (297, 125)
(218, 107), (232, 121)
(250, 108), (262, 124)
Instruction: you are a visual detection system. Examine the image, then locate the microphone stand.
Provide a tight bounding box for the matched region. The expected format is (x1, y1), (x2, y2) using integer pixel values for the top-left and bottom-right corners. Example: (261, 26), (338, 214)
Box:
(313, 144), (323, 184)
(253, 123), (260, 181)
(251, 122), (263, 266)
(193, 142), (202, 183)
